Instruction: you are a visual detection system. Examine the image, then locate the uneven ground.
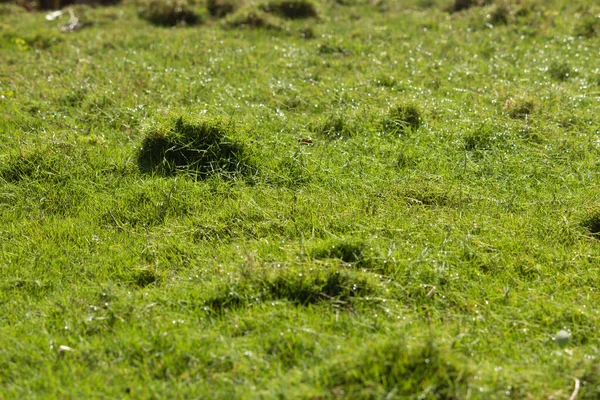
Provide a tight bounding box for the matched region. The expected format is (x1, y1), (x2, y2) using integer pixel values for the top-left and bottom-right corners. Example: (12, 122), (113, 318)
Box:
(1, 0), (600, 397)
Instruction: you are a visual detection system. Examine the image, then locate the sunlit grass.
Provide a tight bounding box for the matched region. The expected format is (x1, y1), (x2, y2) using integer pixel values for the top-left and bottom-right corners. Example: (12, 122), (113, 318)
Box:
(0, 0), (600, 397)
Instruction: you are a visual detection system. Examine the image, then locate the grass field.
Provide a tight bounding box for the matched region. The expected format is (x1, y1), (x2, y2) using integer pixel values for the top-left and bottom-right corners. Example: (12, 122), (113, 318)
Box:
(1, 0), (600, 397)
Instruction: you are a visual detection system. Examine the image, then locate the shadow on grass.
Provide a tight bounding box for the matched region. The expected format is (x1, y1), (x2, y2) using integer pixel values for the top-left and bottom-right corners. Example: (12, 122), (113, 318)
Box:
(205, 267), (373, 313)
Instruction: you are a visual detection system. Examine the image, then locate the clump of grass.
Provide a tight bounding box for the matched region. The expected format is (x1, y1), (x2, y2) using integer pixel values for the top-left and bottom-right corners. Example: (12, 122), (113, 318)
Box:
(224, 6), (283, 29)
(463, 122), (508, 151)
(137, 115), (251, 179)
(575, 15), (600, 38)
(507, 98), (535, 119)
(206, 0), (239, 18)
(310, 240), (370, 267)
(449, 0), (474, 12)
(205, 267), (373, 312)
(138, 0), (201, 26)
(448, 0), (493, 13)
(266, 268), (372, 304)
(1, 144), (81, 183)
(548, 62), (571, 81)
(381, 103), (422, 135)
(487, 1), (511, 25)
(316, 338), (471, 398)
(317, 40), (349, 55)
(261, 0), (318, 19)
(298, 25), (314, 39)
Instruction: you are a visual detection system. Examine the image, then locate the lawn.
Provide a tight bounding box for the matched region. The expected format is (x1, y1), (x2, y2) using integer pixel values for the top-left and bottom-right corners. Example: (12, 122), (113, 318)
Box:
(1, 0), (600, 397)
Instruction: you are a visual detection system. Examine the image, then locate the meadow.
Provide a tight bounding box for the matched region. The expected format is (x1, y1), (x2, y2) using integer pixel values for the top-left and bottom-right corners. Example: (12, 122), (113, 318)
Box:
(1, 0), (600, 397)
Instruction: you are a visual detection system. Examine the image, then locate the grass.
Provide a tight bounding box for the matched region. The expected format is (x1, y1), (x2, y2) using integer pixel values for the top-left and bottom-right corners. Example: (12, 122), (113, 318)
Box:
(137, 115), (252, 178)
(1, 0), (600, 397)
(138, 0), (201, 26)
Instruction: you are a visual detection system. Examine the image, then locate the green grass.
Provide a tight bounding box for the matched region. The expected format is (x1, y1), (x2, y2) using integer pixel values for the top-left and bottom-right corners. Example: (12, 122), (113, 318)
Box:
(1, 0), (600, 397)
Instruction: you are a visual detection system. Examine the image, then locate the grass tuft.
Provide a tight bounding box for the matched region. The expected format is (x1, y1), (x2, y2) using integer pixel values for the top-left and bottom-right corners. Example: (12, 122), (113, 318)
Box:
(1, 144), (83, 183)
(137, 115), (251, 179)
(463, 122), (507, 151)
(224, 6), (283, 29)
(507, 98), (535, 119)
(138, 0), (201, 26)
(548, 62), (571, 81)
(206, 0), (239, 18)
(266, 268), (372, 304)
(131, 267), (161, 287)
(381, 103), (422, 135)
(575, 15), (600, 38)
(310, 240), (370, 267)
(487, 1), (511, 25)
(261, 0), (318, 19)
(449, 0), (475, 13)
(316, 337), (471, 398)
(205, 267), (374, 312)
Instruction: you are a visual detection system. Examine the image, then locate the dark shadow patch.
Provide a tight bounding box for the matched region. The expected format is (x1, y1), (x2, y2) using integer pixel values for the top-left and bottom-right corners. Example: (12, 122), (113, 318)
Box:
(207, 0), (238, 18)
(204, 267), (374, 313)
(317, 41), (349, 56)
(582, 210), (600, 238)
(138, 0), (201, 27)
(132, 268), (161, 288)
(261, 0), (318, 19)
(574, 12), (600, 38)
(486, 2), (512, 25)
(448, 0), (475, 13)
(580, 363), (600, 399)
(266, 269), (371, 305)
(310, 240), (371, 267)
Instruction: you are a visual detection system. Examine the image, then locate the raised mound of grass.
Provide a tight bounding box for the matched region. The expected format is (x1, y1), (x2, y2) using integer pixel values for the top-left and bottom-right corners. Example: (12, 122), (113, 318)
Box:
(310, 240), (371, 267)
(316, 338), (471, 398)
(261, 0), (318, 19)
(1, 144), (82, 183)
(381, 103), (422, 135)
(205, 267), (374, 312)
(224, 6), (283, 29)
(508, 98), (535, 119)
(448, 0), (495, 13)
(206, 0), (239, 18)
(138, 0), (201, 26)
(137, 115), (251, 179)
